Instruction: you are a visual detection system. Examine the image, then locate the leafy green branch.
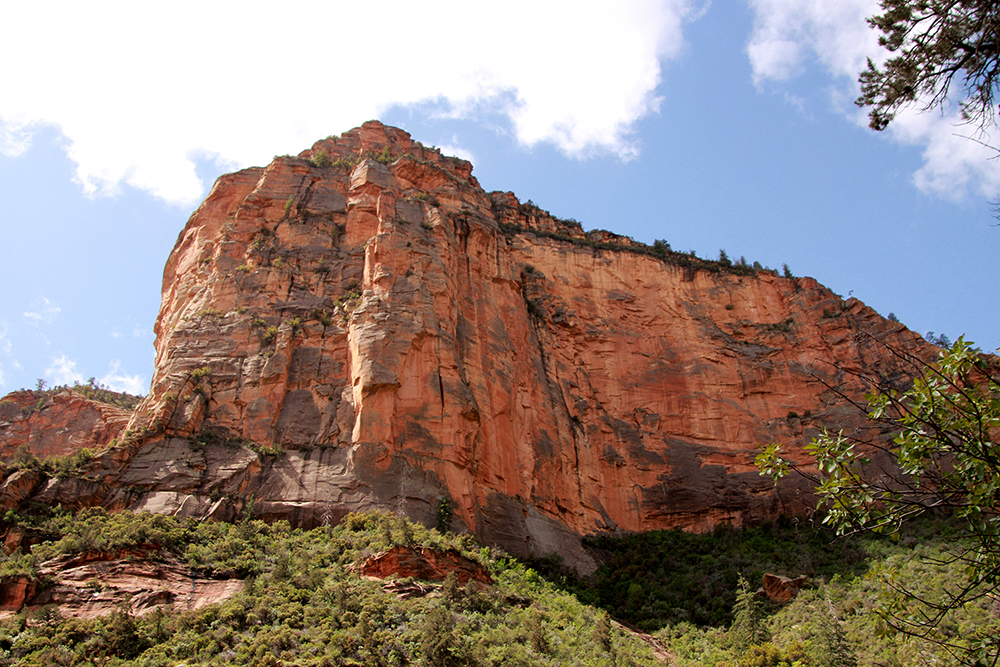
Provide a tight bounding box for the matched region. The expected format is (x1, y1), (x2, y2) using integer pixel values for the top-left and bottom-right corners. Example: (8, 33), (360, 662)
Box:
(756, 335), (1000, 665)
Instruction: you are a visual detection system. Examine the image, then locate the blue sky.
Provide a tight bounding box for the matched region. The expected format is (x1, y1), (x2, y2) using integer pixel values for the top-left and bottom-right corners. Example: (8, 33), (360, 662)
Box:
(1, 0), (998, 395)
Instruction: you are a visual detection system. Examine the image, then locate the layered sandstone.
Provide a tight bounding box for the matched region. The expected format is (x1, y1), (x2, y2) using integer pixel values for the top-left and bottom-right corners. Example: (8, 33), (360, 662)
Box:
(0, 546), (243, 619)
(0, 121), (934, 570)
(0, 390), (131, 459)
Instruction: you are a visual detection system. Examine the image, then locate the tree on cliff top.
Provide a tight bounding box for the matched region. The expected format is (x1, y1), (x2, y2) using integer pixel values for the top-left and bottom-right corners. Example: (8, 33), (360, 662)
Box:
(857, 0), (1000, 133)
(757, 336), (1000, 665)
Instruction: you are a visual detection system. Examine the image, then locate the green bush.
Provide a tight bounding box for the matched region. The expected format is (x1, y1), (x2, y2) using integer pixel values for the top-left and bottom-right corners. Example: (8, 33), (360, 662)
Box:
(310, 149), (331, 168)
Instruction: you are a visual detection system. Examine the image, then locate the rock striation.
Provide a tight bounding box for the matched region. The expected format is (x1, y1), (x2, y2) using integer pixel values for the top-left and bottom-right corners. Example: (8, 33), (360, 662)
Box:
(0, 390), (131, 460)
(0, 546), (243, 619)
(0, 121), (935, 570)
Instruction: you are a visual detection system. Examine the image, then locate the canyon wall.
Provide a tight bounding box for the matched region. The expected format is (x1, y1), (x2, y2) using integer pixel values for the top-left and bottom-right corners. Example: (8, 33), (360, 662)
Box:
(0, 122), (932, 569)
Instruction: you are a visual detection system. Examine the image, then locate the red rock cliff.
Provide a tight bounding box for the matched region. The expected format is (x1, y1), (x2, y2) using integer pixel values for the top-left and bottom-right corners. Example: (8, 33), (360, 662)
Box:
(0, 121), (933, 570)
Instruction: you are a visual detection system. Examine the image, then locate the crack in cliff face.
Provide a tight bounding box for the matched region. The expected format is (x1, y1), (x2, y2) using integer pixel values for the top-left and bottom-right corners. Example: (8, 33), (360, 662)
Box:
(0, 121), (942, 571)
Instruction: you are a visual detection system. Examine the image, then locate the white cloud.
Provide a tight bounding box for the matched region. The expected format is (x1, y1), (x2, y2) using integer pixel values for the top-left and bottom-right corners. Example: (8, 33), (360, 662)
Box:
(23, 297), (60, 325)
(747, 0), (879, 85)
(0, 0), (695, 206)
(439, 141), (477, 166)
(746, 0), (1000, 201)
(100, 360), (146, 396)
(0, 119), (32, 158)
(888, 107), (1000, 199)
(133, 326), (147, 339)
(46, 354), (84, 387)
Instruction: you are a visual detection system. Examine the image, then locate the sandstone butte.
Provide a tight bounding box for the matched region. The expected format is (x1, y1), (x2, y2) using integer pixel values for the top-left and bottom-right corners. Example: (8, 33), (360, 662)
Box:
(0, 120), (935, 572)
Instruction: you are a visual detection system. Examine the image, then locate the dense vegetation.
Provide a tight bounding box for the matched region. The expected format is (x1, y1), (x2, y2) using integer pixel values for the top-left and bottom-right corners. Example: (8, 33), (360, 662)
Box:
(0, 504), (995, 667)
(537, 518), (870, 632)
(0, 507), (658, 667)
(758, 337), (999, 665)
(551, 514), (998, 667)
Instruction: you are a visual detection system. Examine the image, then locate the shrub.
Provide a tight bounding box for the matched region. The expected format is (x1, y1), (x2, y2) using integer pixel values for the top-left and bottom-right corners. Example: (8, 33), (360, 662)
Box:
(251, 442), (283, 458)
(310, 150), (331, 168)
(310, 308), (332, 327)
(411, 192), (440, 207)
(331, 155), (360, 169)
(436, 497), (453, 534)
(421, 606), (462, 667)
(371, 146), (395, 164)
(730, 576), (768, 653)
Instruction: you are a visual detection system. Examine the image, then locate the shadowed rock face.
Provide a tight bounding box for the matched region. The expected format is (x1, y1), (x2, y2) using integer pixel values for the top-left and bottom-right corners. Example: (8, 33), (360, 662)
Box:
(0, 121), (934, 571)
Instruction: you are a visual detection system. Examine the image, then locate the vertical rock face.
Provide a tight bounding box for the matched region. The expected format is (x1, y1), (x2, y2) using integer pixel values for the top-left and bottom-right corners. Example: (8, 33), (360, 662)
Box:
(0, 121), (933, 569)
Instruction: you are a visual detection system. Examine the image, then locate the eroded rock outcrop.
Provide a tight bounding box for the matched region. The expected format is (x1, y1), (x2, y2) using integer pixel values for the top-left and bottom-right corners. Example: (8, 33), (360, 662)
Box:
(0, 547), (243, 619)
(0, 390), (131, 460)
(0, 121), (936, 570)
(762, 573), (808, 603)
(359, 546), (493, 585)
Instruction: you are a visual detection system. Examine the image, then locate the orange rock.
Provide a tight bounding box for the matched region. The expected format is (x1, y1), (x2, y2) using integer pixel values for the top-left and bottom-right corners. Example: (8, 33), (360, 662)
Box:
(0, 390), (130, 459)
(762, 573), (808, 602)
(0, 576), (36, 611)
(359, 545), (493, 585)
(0, 122), (939, 571)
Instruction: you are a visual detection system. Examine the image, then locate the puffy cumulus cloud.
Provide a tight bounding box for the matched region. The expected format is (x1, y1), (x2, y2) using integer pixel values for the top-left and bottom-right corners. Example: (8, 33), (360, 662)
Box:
(890, 108), (1000, 200)
(46, 354), (84, 387)
(0, 0), (694, 206)
(100, 360), (146, 396)
(746, 0), (1000, 201)
(746, 0), (879, 85)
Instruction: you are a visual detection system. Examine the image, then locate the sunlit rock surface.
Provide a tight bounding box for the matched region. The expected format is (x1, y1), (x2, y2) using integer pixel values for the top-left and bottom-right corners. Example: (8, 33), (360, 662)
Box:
(0, 121), (933, 571)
